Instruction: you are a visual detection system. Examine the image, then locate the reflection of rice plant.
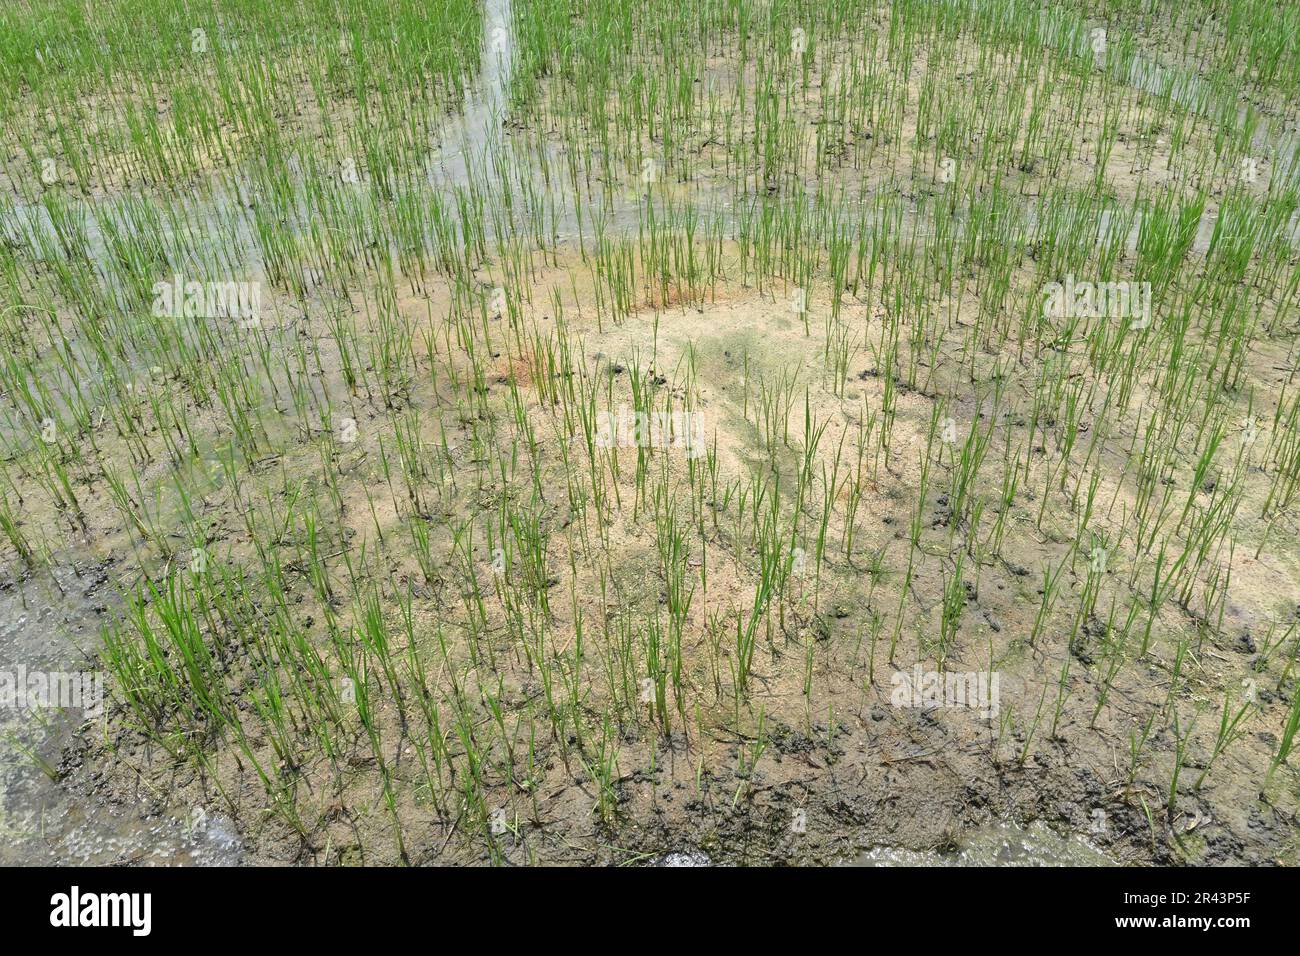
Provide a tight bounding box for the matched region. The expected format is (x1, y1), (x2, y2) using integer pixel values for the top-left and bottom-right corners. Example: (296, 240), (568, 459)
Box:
(7, 730), (60, 781)
(0, 494), (32, 562)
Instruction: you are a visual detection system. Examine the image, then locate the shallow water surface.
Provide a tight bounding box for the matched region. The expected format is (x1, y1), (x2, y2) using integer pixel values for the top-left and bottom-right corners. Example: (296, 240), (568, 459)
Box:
(853, 820), (1115, 867)
(0, 567), (242, 865)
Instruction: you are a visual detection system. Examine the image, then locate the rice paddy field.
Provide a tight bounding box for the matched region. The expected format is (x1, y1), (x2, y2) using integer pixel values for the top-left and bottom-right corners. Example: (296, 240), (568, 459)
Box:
(1, 0), (1298, 867)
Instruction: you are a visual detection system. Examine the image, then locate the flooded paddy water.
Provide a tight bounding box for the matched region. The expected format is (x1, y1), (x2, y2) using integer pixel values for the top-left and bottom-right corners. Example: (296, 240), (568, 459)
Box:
(0, 566), (241, 864)
(853, 821), (1115, 866)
